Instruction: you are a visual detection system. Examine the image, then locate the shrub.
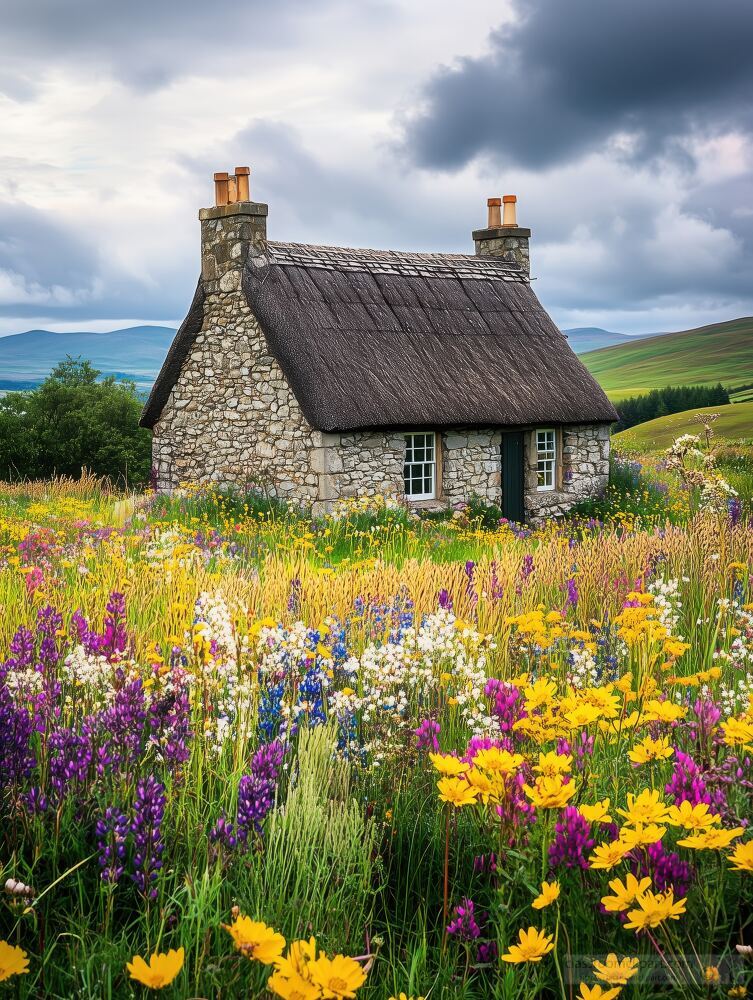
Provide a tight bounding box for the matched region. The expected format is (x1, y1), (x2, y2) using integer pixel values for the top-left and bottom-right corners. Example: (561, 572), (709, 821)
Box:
(0, 358), (151, 487)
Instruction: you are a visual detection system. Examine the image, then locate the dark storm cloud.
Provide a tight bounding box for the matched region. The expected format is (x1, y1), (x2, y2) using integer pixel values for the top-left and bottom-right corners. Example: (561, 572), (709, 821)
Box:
(0, 0), (333, 93)
(403, 0), (753, 170)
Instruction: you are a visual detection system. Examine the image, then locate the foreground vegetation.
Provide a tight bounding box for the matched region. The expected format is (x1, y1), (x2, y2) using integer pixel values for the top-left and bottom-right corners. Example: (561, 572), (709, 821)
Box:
(1, 433), (753, 999)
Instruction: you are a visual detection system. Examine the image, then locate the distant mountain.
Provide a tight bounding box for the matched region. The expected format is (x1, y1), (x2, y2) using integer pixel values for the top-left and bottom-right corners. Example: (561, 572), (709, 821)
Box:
(0, 326), (176, 395)
(580, 316), (753, 401)
(563, 327), (656, 354)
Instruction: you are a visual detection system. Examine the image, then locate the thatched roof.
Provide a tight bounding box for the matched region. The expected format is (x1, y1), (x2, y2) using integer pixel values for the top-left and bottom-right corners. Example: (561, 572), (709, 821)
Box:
(141, 241), (618, 430)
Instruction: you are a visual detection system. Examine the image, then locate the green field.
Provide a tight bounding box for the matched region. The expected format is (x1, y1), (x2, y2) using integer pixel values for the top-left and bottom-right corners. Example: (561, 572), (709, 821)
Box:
(581, 316), (753, 401)
(613, 399), (753, 451)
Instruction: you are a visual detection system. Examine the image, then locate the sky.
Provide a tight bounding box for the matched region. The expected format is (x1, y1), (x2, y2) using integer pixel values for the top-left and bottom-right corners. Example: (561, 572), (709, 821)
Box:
(1, 0), (752, 337)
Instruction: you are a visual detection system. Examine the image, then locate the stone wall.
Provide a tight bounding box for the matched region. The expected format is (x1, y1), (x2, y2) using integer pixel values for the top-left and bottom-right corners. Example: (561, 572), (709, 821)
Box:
(308, 424), (609, 519)
(152, 207), (320, 499)
(524, 423), (610, 522)
(442, 430), (502, 505)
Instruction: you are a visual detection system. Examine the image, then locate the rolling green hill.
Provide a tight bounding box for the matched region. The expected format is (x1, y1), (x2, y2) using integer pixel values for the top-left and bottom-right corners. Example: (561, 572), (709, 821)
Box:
(613, 400), (753, 451)
(581, 316), (753, 401)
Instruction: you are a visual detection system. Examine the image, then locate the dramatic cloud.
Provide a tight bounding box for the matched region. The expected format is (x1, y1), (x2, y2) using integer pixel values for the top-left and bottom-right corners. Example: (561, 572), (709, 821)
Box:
(0, 0), (751, 336)
(403, 0), (753, 170)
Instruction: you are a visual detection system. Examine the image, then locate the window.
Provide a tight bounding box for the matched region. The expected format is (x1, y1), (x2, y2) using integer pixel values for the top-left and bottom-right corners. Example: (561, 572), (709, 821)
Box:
(536, 429), (556, 491)
(403, 432), (436, 500)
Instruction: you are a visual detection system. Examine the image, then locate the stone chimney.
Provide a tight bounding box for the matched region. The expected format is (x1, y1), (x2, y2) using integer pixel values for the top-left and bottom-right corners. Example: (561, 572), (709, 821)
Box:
(198, 166), (268, 294)
(472, 195), (531, 276)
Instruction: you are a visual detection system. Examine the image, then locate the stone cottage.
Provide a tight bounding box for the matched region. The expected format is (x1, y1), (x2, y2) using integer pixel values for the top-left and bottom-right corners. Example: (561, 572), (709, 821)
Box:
(141, 168), (618, 520)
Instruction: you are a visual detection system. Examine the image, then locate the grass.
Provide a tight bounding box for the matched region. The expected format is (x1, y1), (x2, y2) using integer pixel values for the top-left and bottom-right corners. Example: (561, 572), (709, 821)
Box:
(613, 401), (753, 451)
(580, 316), (753, 401)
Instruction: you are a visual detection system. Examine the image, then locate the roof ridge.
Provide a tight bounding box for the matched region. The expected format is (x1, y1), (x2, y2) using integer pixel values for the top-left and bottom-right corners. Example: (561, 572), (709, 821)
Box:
(259, 240), (528, 283)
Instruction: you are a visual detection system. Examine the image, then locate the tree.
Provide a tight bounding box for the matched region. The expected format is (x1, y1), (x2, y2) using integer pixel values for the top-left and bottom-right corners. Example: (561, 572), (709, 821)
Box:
(0, 357), (152, 486)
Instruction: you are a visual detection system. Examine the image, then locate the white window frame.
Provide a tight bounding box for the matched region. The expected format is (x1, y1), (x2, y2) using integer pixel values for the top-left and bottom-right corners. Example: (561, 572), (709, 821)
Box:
(536, 428), (557, 492)
(403, 432), (436, 500)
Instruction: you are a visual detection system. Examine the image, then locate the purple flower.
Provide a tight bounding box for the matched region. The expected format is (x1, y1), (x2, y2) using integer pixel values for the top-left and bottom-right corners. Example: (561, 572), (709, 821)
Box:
(48, 727), (92, 800)
(465, 561), (478, 613)
(0, 686), (35, 789)
(101, 592), (128, 659)
(236, 740), (285, 845)
(96, 808), (129, 884)
(210, 815), (237, 850)
(549, 806), (595, 870)
(564, 574), (579, 611)
(476, 941), (498, 964)
(131, 776), (166, 899)
(516, 554), (534, 595)
(414, 718), (440, 752)
(148, 678), (191, 767)
(438, 589), (453, 611)
(484, 678), (526, 742)
(446, 898), (481, 941)
(632, 841), (693, 898)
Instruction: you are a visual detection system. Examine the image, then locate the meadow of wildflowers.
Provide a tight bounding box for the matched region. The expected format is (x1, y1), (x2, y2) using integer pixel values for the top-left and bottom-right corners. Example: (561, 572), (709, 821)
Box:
(1, 464), (753, 998)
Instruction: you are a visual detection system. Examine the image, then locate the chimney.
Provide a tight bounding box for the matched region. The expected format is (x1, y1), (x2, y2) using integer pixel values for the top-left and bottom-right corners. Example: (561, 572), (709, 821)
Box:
(198, 166), (267, 292)
(472, 194), (531, 277)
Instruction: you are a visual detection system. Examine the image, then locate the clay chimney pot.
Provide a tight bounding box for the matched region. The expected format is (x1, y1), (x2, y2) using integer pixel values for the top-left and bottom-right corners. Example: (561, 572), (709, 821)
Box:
(214, 172), (229, 207)
(487, 197), (502, 228)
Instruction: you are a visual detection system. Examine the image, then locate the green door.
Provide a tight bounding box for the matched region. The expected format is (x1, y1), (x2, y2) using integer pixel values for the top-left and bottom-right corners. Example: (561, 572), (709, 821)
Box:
(501, 432), (525, 523)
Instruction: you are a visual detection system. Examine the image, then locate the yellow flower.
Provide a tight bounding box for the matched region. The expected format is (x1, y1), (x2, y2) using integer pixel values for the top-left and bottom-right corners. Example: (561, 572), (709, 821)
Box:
(616, 789), (670, 826)
(601, 874), (652, 912)
(388, 994), (425, 1000)
(618, 824), (666, 850)
(728, 986), (747, 998)
(593, 954), (639, 985)
(666, 801), (722, 830)
(524, 676), (558, 710)
(705, 966), (721, 984)
(465, 768), (497, 804)
(126, 948), (184, 989)
(268, 969), (322, 1000)
(624, 889), (686, 931)
(501, 927), (555, 964)
(577, 985), (622, 1000)
(628, 735), (674, 765)
(429, 753), (469, 777)
(579, 799), (613, 824)
(308, 953), (367, 998)
(523, 775), (576, 809)
(729, 841), (753, 872)
(0, 941), (29, 982)
(532, 880), (560, 910)
(472, 747), (525, 775)
(589, 840), (630, 870)
(564, 704), (602, 728)
(722, 717), (753, 748)
(643, 700), (686, 723)
(222, 916), (286, 963)
(437, 776), (478, 808)
(274, 938), (318, 981)
(677, 827), (745, 851)
(534, 751), (572, 777)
